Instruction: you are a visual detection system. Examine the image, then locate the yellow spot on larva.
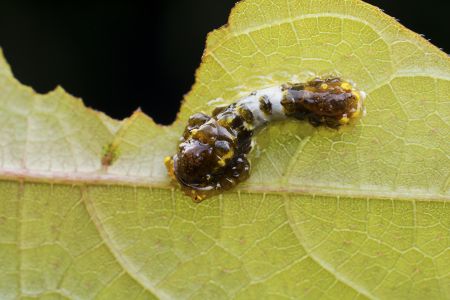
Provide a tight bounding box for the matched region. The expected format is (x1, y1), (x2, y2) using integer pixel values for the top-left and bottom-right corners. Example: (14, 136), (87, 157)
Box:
(218, 116), (234, 126)
(224, 149), (234, 159)
(351, 110), (361, 119)
(164, 156), (175, 179)
(192, 191), (206, 203)
(190, 129), (198, 136)
(341, 82), (352, 91)
(243, 122), (255, 131)
(339, 116), (350, 124)
(320, 83), (328, 90)
(217, 149), (234, 167)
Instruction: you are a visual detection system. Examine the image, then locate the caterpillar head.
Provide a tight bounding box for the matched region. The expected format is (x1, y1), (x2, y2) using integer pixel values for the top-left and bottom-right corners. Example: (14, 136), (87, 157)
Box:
(165, 112), (250, 201)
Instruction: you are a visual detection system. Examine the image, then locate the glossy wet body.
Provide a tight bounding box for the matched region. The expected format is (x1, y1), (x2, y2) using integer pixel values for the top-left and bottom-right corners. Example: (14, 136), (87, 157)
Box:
(165, 77), (365, 201)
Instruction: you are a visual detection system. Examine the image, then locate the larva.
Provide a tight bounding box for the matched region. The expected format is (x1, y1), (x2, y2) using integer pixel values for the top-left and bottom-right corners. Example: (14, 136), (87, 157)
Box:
(165, 77), (366, 201)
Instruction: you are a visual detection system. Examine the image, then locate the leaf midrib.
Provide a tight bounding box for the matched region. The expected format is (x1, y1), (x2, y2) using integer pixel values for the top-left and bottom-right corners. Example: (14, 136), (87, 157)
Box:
(1, 171), (447, 202)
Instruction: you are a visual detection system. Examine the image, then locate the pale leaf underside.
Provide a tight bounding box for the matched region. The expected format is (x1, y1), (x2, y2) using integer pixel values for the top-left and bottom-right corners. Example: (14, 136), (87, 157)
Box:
(0, 0), (449, 299)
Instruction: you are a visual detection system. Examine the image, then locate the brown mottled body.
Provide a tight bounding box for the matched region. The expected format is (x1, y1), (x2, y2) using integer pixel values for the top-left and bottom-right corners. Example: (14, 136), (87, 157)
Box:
(165, 77), (364, 201)
(281, 77), (361, 127)
(165, 107), (253, 201)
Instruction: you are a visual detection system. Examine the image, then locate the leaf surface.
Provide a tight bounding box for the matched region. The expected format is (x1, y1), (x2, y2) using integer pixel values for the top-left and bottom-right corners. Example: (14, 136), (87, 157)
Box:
(0, 0), (449, 299)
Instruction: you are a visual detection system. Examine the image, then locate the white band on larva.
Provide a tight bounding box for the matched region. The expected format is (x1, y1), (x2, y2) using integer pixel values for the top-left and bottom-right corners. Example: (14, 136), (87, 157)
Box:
(237, 86), (286, 127)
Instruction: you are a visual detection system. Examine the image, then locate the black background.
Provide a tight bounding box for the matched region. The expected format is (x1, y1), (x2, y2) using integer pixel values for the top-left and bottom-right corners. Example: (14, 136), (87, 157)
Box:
(0, 0), (448, 125)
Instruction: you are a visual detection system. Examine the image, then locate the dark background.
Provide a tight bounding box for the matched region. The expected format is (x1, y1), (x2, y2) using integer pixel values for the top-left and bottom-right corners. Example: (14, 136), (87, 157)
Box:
(0, 0), (448, 125)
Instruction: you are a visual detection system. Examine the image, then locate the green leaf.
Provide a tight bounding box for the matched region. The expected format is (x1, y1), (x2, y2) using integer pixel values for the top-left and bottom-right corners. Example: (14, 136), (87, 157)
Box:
(1, 0), (449, 299)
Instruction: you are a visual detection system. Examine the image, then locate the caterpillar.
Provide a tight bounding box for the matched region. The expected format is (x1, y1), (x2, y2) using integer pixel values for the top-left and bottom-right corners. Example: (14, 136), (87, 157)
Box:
(165, 76), (366, 202)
